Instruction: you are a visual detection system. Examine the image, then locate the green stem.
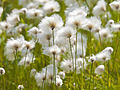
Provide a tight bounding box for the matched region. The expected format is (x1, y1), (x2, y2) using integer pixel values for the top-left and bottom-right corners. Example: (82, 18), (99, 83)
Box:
(14, 49), (18, 84)
(53, 54), (56, 89)
(104, 61), (106, 90)
(68, 38), (74, 70)
(107, 60), (110, 90)
(52, 30), (54, 45)
(81, 32), (84, 89)
(89, 62), (93, 90)
(75, 32), (77, 89)
(98, 33), (102, 49)
(93, 63), (94, 89)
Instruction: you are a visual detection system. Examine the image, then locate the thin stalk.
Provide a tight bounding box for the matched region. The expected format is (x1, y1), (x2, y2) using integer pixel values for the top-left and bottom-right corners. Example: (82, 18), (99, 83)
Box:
(89, 62), (93, 90)
(14, 49), (18, 83)
(98, 33), (102, 49)
(24, 49), (28, 66)
(113, 32), (119, 68)
(75, 32), (77, 89)
(52, 30), (54, 45)
(81, 32), (84, 89)
(53, 54), (56, 89)
(89, 30), (93, 89)
(112, 32), (119, 85)
(93, 63), (94, 89)
(49, 40), (51, 47)
(44, 56), (47, 90)
(68, 38), (74, 70)
(41, 81), (44, 90)
(104, 61), (106, 90)
(85, 0), (90, 9)
(107, 60), (110, 90)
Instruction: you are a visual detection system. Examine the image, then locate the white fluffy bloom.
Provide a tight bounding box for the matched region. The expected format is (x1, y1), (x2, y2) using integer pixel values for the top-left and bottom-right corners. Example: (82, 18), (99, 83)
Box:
(26, 2), (39, 9)
(5, 37), (23, 51)
(39, 14), (63, 32)
(18, 85), (24, 90)
(18, 53), (35, 67)
(110, 23), (120, 32)
(56, 77), (63, 86)
(26, 8), (43, 19)
(99, 28), (113, 40)
(19, 8), (27, 14)
(38, 31), (52, 47)
(55, 36), (68, 48)
(60, 60), (73, 73)
(14, 24), (28, 34)
(11, 9), (21, 15)
(106, 19), (114, 28)
(66, 15), (85, 29)
(95, 47), (113, 62)
(64, 0), (78, 7)
(58, 26), (76, 39)
(6, 14), (20, 26)
(49, 45), (61, 55)
(33, 0), (51, 5)
(0, 67), (5, 75)
(82, 17), (101, 32)
(95, 65), (104, 75)
(0, 21), (13, 32)
(109, 1), (120, 11)
(5, 37), (24, 61)
(30, 69), (36, 77)
(28, 27), (42, 38)
(22, 40), (35, 50)
(88, 54), (96, 63)
(67, 6), (88, 17)
(92, 0), (106, 16)
(21, 40), (35, 55)
(43, 1), (60, 14)
(35, 72), (46, 87)
(58, 71), (65, 79)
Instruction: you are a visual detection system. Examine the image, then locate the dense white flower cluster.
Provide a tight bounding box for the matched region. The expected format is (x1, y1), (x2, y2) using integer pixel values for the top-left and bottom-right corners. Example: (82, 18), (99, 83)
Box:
(1, 0), (119, 89)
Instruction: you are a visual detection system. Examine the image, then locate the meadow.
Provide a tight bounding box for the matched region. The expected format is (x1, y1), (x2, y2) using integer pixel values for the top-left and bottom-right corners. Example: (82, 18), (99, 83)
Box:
(0, 0), (120, 90)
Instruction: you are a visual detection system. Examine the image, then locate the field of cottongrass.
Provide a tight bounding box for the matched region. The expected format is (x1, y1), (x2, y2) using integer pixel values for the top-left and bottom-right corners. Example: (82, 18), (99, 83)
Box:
(0, 0), (120, 90)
